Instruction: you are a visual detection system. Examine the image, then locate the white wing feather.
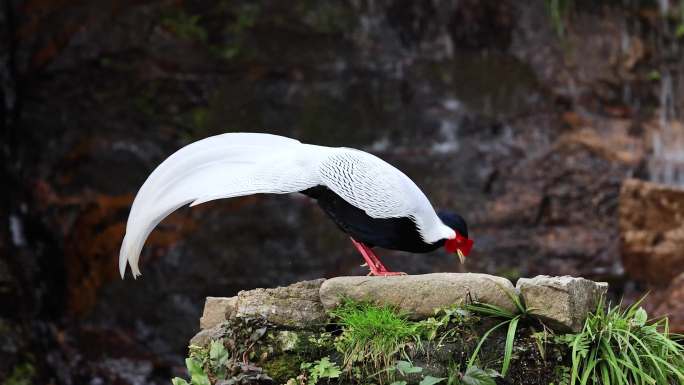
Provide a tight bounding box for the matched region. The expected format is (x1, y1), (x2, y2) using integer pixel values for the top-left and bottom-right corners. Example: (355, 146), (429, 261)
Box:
(318, 148), (452, 243)
(119, 133), (453, 278)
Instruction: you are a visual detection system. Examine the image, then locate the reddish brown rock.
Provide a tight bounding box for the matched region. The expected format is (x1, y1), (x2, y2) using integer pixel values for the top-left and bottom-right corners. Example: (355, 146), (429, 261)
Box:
(650, 272), (684, 334)
(619, 179), (684, 285)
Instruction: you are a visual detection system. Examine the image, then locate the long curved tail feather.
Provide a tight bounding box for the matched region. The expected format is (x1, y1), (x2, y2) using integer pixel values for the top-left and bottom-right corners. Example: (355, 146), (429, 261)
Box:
(118, 132), (320, 278)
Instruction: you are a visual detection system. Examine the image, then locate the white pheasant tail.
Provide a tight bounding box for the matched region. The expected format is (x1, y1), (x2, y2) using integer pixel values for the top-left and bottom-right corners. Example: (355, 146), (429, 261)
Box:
(118, 132), (454, 278)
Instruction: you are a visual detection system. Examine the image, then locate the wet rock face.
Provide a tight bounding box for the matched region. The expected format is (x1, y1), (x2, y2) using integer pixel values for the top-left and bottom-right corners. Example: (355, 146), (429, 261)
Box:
(4, 0), (684, 383)
(517, 275), (608, 332)
(448, 0), (514, 51)
(319, 273), (518, 317)
(651, 272), (684, 333)
(619, 178), (684, 285)
(619, 178), (684, 332)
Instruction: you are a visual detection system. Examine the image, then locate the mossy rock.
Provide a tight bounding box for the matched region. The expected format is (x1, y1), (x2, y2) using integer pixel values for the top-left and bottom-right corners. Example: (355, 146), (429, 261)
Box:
(184, 301), (574, 385)
(260, 354), (301, 383)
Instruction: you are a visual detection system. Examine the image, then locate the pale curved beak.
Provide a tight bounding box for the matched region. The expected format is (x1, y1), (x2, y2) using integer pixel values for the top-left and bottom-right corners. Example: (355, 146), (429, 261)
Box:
(457, 249), (466, 264)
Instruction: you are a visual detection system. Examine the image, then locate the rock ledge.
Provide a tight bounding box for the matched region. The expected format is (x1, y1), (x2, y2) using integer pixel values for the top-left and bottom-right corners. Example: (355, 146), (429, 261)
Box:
(194, 274), (607, 335)
(319, 273), (518, 318)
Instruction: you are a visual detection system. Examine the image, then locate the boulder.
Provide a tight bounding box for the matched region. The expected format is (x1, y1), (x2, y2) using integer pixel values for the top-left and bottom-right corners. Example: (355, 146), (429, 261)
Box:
(619, 178), (684, 285)
(235, 279), (327, 328)
(319, 273), (518, 318)
(516, 275), (608, 332)
(199, 297), (237, 330)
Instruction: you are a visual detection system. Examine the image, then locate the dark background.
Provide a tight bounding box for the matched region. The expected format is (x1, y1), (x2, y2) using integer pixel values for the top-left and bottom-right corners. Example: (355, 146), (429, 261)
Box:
(2, 1), (684, 384)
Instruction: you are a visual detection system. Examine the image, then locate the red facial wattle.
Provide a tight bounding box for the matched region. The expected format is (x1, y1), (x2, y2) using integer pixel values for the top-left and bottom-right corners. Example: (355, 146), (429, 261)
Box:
(444, 233), (474, 256)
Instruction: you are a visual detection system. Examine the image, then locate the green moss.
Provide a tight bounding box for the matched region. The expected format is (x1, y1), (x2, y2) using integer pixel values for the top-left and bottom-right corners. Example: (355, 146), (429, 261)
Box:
(261, 354), (301, 383)
(272, 330), (301, 352)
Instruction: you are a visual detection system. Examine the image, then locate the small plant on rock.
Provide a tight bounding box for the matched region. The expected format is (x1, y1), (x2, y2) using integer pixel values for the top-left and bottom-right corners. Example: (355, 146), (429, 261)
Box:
(465, 292), (529, 377)
(171, 341), (234, 385)
(385, 360), (447, 385)
(452, 366), (500, 385)
(171, 355), (210, 385)
(172, 337), (272, 385)
(299, 357), (342, 385)
(330, 299), (422, 381)
(417, 305), (471, 345)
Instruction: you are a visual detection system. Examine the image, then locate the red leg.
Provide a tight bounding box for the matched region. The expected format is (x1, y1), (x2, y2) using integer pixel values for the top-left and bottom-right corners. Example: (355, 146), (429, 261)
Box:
(350, 238), (406, 276)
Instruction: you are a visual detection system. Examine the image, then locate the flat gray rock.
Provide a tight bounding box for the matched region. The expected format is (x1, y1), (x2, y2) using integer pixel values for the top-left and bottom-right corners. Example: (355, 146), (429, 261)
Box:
(319, 273), (518, 318)
(199, 296), (237, 330)
(235, 278), (327, 328)
(517, 275), (608, 332)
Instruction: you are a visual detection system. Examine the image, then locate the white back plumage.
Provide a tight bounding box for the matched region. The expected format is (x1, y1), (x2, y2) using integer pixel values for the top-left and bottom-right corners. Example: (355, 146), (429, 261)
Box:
(119, 132), (453, 278)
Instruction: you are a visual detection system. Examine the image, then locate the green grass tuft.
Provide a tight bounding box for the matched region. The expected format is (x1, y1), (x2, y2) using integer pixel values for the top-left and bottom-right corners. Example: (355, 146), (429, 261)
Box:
(566, 296), (684, 385)
(465, 288), (528, 377)
(330, 299), (422, 380)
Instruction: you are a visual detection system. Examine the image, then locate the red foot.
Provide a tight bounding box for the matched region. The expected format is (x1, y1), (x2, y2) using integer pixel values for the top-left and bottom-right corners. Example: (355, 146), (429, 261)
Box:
(350, 238), (406, 276)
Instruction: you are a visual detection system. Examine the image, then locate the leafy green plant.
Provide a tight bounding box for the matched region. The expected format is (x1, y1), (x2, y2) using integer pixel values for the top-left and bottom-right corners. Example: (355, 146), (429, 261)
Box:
(417, 305), (470, 345)
(420, 375), (447, 385)
(566, 297), (684, 385)
(300, 357), (342, 385)
(172, 356), (210, 385)
(172, 340), (232, 385)
(330, 299), (422, 379)
(393, 360), (423, 376)
(208, 340), (230, 378)
(386, 361), (445, 385)
(550, 365), (571, 385)
(465, 291), (528, 377)
(446, 363), (500, 385)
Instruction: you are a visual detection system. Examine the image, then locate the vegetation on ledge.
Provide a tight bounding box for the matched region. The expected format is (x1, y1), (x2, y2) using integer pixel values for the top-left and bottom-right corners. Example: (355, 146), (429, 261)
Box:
(172, 297), (684, 385)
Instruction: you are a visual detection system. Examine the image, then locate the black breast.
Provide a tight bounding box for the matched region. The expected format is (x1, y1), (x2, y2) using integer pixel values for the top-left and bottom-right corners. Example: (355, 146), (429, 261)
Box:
(301, 185), (442, 253)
